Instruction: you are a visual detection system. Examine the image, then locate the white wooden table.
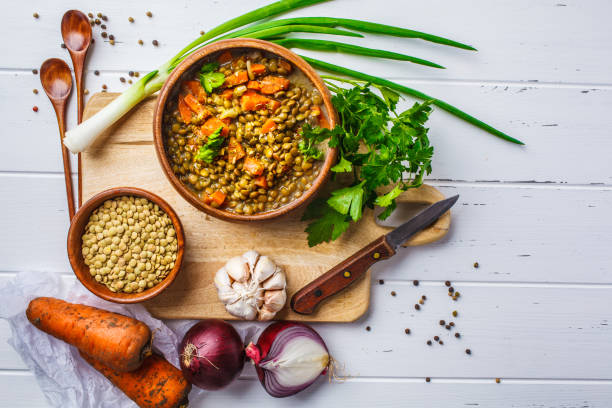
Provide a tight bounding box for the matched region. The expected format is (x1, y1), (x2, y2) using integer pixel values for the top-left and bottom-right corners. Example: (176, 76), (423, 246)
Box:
(2, 0), (612, 406)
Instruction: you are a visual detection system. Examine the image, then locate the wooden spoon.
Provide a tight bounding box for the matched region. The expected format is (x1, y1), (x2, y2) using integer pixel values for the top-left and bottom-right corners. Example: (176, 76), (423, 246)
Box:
(40, 58), (75, 220)
(61, 10), (92, 207)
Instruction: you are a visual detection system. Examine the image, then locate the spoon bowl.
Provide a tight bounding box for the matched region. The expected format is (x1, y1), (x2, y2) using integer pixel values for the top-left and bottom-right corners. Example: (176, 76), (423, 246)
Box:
(61, 10), (92, 53)
(40, 58), (73, 100)
(40, 58), (75, 219)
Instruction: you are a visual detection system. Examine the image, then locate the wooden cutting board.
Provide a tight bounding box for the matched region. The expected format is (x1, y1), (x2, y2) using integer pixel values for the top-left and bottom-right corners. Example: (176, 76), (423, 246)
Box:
(82, 93), (451, 322)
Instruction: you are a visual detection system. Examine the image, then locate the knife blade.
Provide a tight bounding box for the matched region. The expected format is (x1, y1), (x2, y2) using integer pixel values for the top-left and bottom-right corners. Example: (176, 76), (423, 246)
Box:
(290, 195), (459, 315)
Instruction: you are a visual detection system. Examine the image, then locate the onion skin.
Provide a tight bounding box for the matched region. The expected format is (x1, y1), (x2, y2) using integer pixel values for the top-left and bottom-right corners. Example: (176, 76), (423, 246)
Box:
(179, 319), (244, 390)
(246, 321), (329, 398)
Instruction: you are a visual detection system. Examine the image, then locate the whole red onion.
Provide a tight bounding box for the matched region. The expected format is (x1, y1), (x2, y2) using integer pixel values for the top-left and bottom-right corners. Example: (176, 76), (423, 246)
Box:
(246, 321), (330, 398)
(179, 319), (244, 390)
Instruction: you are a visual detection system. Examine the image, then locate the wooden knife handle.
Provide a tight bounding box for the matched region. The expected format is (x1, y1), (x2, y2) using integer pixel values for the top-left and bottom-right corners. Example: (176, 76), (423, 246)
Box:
(291, 236), (396, 315)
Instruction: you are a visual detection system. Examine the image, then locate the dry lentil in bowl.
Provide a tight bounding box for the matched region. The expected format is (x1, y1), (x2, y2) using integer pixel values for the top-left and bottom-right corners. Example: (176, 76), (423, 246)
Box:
(81, 196), (178, 294)
(162, 48), (328, 216)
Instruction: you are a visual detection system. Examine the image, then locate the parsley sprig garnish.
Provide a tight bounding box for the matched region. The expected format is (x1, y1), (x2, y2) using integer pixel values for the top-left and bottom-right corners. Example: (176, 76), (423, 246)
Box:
(195, 126), (225, 163)
(300, 79), (434, 247)
(199, 62), (226, 93)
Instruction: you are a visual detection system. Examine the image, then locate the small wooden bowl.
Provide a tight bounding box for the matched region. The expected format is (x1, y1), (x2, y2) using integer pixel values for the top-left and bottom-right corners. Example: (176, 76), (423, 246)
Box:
(67, 187), (185, 303)
(153, 38), (338, 222)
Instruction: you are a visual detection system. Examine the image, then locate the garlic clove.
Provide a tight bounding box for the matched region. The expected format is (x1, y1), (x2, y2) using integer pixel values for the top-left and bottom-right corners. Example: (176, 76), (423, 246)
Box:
(242, 250), (259, 271)
(214, 267), (232, 288)
(258, 305), (277, 321)
(226, 298), (257, 320)
(217, 287), (240, 305)
(262, 267), (286, 290)
(253, 255), (276, 283)
(264, 289), (287, 313)
(226, 256), (250, 283)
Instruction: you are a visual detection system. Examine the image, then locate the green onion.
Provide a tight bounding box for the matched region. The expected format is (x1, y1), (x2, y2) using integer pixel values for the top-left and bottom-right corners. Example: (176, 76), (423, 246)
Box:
(221, 17), (476, 50)
(273, 38), (445, 69)
(302, 56), (523, 145)
(238, 25), (363, 40)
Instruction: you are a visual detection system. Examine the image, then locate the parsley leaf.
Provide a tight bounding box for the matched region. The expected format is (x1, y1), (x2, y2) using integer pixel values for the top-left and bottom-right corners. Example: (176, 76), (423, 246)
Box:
(330, 155), (352, 173)
(327, 181), (365, 222)
(195, 126), (224, 163)
(200, 72), (225, 93)
(302, 199), (351, 247)
(200, 62), (219, 73)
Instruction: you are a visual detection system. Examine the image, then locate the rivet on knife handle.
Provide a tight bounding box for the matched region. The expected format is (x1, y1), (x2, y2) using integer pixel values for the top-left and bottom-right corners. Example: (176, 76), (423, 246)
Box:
(291, 236), (395, 315)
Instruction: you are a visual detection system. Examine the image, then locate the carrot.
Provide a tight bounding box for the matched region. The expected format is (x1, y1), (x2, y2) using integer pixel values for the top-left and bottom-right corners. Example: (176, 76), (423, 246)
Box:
(183, 93), (205, 115)
(267, 98), (281, 111)
(243, 157), (264, 176)
(81, 352), (191, 408)
(26, 297), (151, 372)
(250, 63), (267, 76)
(240, 90), (270, 111)
(183, 80), (207, 102)
(225, 70), (249, 88)
(221, 89), (234, 100)
(261, 118), (277, 133)
(218, 50), (233, 65)
(201, 117), (229, 137)
(254, 175), (268, 189)
(227, 137), (245, 164)
(259, 76), (290, 94)
(278, 59), (293, 73)
(211, 190), (226, 206)
(177, 95), (192, 124)
(246, 80), (261, 91)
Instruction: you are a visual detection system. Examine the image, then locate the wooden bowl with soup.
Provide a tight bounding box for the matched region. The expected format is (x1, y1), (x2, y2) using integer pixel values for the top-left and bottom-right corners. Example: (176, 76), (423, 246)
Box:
(153, 38), (337, 222)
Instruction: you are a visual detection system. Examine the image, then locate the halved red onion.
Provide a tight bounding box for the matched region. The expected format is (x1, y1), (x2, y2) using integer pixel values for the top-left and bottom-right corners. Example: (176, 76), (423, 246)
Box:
(246, 322), (329, 398)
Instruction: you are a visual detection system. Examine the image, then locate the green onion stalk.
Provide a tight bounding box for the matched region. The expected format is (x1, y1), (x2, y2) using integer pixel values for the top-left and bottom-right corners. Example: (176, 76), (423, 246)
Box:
(63, 0), (521, 153)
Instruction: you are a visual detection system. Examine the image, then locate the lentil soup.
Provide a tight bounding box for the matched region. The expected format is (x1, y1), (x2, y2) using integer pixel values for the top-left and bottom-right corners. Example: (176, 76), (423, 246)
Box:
(162, 48), (328, 216)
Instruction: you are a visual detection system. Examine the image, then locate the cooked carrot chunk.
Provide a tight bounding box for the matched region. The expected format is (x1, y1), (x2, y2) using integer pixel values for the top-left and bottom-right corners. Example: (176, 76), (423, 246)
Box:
(227, 137), (246, 164)
(247, 80), (261, 91)
(267, 98), (281, 111)
(254, 176), (268, 189)
(211, 190), (226, 206)
(201, 117), (229, 137)
(259, 76), (290, 94)
(240, 90), (270, 111)
(225, 70), (249, 88)
(218, 51), (233, 65)
(183, 80), (207, 102)
(221, 89), (234, 100)
(250, 63), (267, 76)
(243, 157), (264, 176)
(261, 118), (277, 133)
(183, 93), (206, 115)
(178, 95), (192, 123)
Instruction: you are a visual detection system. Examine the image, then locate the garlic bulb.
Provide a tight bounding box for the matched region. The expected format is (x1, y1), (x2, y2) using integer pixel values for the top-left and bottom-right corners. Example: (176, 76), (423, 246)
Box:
(214, 251), (287, 320)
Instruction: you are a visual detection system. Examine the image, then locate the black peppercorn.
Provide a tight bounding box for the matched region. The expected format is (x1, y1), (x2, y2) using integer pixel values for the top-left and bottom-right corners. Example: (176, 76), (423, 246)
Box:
(391, 291), (396, 297)
(379, 279), (384, 285)
(455, 332), (461, 338)
(427, 340), (432, 346)
(445, 325), (451, 330)
(366, 326), (371, 331)
(439, 320), (445, 326)
(94, 70), (100, 75)
(438, 340), (444, 345)
(433, 336), (439, 341)
(425, 377), (431, 382)
(466, 349), (472, 355)
(413, 280), (419, 286)
(414, 304), (420, 310)
(445, 281), (451, 287)
(152, 40), (159, 46)
(474, 262), (479, 268)
(404, 328), (411, 334)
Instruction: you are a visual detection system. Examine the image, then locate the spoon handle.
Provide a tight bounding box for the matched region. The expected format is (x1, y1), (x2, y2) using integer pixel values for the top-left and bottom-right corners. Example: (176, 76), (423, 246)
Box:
(74, 59), (84, 208)
(54, 103), (76, 220)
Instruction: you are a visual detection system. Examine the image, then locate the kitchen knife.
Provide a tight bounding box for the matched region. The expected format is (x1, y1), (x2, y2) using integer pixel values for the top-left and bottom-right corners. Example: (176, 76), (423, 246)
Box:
(291, 195), (459, 315)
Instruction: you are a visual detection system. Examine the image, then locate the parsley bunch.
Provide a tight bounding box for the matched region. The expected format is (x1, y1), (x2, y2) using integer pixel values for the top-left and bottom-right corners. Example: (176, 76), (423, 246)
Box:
(300, 79), (434, 246)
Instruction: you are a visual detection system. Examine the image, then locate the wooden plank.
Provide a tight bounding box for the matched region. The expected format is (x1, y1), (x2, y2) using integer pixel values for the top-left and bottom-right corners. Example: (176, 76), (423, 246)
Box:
(3, 0), (612, 84)
(4, 71), (612, 184)
(1, 175), (610, 284)
(2, 274), (612, 379)
(2, 372), (612, 408)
